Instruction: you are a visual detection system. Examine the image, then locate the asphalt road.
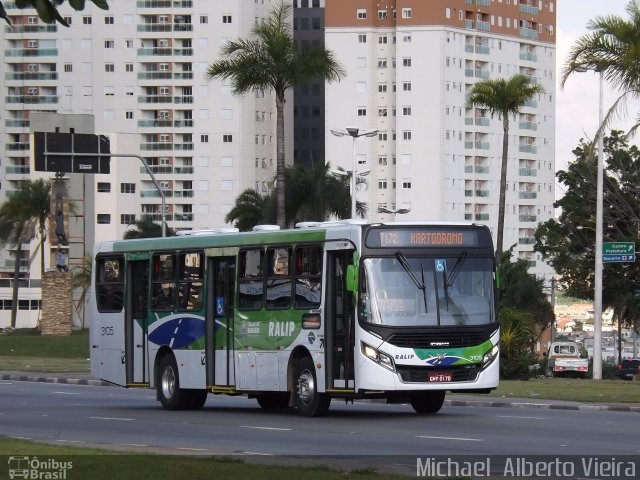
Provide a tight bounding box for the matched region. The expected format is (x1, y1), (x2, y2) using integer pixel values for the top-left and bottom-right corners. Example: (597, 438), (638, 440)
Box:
(1, 380), (639, 466)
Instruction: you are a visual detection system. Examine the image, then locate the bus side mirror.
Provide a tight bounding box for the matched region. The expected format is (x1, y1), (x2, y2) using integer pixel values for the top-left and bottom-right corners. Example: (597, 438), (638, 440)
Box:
(346, 265), (358, 292)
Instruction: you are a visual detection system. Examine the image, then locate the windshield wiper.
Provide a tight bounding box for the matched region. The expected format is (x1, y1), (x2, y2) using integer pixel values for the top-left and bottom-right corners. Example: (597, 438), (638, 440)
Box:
(395, 252), (428, 314)
(447, 251), (468, 288)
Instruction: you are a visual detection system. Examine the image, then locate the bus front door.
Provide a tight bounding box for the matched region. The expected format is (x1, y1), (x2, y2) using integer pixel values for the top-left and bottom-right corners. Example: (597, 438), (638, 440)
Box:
(325, 251), (355, 390)
(206, 257), (236, 389)
(125, 259), (150, 385)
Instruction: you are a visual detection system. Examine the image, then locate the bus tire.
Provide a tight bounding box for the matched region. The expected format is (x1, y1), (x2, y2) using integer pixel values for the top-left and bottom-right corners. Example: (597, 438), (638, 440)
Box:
(158, 355), (189, 410)
(294, 357), (330, 417)
(410, 391), (445, 414)
(186, 389), (208, 410)
(256, 392), (290, 409)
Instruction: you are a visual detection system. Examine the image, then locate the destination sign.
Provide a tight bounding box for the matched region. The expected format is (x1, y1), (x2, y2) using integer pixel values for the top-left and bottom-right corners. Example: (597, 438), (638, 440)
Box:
(366, 228), (479, 248)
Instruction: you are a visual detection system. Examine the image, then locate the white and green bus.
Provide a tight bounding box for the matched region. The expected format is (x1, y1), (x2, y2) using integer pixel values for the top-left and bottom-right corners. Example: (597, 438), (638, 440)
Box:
(89, 221), (499, 416)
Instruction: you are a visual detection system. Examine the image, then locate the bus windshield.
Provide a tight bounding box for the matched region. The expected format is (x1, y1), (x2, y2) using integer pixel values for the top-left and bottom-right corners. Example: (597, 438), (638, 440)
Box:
(360, 255), (494, 327)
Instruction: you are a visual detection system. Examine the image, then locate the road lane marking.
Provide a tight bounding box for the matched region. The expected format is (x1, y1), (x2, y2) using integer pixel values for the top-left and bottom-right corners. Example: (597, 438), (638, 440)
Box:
(177, 447), (209, 452)
(12, 436), (32, 440)
(56, 440), (86, 444)
(89, 416), (135, 421)
(121, 443), (149, 447)
(239, 425), (291, 431)
(497, 415), (545, 420)
(52, 391), (81, 395)
(416, 435), (483, 442)
(0, 381), (13, 384)
(242, 452), (273, 456)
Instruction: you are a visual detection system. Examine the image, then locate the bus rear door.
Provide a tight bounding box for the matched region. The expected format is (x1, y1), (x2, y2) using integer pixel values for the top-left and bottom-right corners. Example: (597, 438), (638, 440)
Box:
(125, 255), (151, 386)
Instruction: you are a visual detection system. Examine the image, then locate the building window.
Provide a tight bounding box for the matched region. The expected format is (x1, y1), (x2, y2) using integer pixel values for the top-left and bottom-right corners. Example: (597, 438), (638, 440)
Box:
(402, 106), (412, 116)
(378, 83), (387, 92)
(125, 39), (133, 48)
(378, 108), (387, 117)
(104, 40), (114, 48)
(97, 182), (111, 193)
(105, 64), (114, 73)
(378, 156), (387, 165)
(97, 214), (111, 224)
(403, 131), (412, 140)
(357, 107), (367, 116)
(121, 214), (135, 225)
(378, 10), (387, 20)
(104, 16), (114, 24)
(223, 134), (233, 143)
(402, 8), (412, 18)
(357, 8), (367, 19)
(403, 33), (412, 42)
(200, 15), (208, 24)
(222, 15), (232, 23)
(121, 183), (136, 194)
(402, 179), (412, 189)
(377, 59), (387, 68)
(378, 179), (388, 189)
(402, 81), (412, 91)
(402, 58), (412, 67)
(125, 111), (133, 119)
(125, 63), (133, 72)
(378, 35), (387, 44)
(378, 132), (387, 141)
(201, 134), (209, 143)
(82, 16), (92, 25)
(358, 34), (366, 43)
(64, 64), (72, 73)
(64, 16), (72, 25)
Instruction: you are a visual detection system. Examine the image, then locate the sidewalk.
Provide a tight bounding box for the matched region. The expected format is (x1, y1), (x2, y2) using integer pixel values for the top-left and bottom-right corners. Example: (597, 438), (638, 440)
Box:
(2, 370), (639, 413)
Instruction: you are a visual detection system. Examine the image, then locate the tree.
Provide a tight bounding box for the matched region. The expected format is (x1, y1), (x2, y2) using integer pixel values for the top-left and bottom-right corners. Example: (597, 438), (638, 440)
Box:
(0, 179), (52, 328)
(123, 218), (174, 239)
(535, 131), (640, 344)
(206, 0), (344, 229)
(225, 189), (275, 232)
(466, 75), (545, 269)
(561, 1), (640, 137)
(499, 307), (538, 379)
(0, 0), (108, 26)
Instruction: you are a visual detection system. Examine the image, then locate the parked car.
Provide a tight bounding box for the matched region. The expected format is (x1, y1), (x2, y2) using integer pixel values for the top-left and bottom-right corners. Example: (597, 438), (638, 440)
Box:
(616, 359), (640, 380)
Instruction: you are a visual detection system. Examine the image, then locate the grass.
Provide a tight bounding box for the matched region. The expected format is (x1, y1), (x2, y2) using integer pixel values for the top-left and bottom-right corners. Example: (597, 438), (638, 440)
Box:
(0, 328), (89, 373)
(0, 437), (418, 480)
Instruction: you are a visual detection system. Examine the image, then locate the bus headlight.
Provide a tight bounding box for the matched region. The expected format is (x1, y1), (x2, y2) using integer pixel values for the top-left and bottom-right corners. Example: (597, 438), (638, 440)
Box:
(482, 344), (499, 369)
(361, 342), (395, 372)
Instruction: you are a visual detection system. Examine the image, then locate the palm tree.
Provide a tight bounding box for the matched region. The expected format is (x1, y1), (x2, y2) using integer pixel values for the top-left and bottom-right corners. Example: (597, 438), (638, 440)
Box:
(466, 75), (545, 269)
(1, 0), (108, 26)
(561, 1), (640, 137)
(71, 255), (92, 329)
(225, 189), (275, 232)
(0, 179), (52, 328)
(206, 0), (344, 229)
(123, 218), (174, 239)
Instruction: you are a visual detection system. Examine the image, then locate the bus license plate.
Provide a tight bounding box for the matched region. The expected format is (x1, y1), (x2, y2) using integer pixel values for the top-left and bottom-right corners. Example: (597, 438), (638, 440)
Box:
(428, 372), (452, 382)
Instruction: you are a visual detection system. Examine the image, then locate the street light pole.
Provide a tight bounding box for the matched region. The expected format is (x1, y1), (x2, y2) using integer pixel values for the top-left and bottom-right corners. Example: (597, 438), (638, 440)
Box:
(330, 127), (378, 219)
(593, 70), (604, 380)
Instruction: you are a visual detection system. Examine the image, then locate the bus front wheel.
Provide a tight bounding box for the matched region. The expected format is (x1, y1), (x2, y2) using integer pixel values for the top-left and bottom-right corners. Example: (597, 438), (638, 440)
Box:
(158, 355), (189, 410)
(294, 357), (330, 417)
(410, 391), (446, 414)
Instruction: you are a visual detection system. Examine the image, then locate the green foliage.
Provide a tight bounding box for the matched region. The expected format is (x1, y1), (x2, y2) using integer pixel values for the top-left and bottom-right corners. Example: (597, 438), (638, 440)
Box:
(206, 0), (344, 228)
(499, 307), (538, 379)
(123, 218), (174, 239)
(0, 0), (108, 26)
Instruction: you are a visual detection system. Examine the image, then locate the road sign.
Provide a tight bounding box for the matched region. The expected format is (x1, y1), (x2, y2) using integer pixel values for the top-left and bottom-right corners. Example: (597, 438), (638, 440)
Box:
(602, 242), (635, 255)
(33, 131), (110, 174)
(602, 254), (636, 263)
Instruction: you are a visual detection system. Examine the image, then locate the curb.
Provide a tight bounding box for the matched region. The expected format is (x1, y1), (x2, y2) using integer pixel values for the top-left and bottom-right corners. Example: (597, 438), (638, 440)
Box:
(3, 373), (639, 413)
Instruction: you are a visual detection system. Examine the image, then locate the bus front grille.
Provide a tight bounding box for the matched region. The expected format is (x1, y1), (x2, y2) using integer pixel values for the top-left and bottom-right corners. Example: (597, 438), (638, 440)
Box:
(386, 332), (487, 349)
(396, 365), (481, 383)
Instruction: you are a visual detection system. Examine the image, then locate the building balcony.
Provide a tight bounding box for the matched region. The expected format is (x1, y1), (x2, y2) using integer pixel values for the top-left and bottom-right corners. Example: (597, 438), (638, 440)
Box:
(520, 27), (538, 40)
(519, 236), (536, 245)
(138, 71), (172, 80)
(4, 48), (58, 57)
(465, 44), (490, 55)
(465, 140), (490, 150)
(174, 166), (193, 174)
(173, 72), (193, 79)
(173, 23), (193, 32)
(141, 189), (173, 198)
(5, 72), (58, 81)
(524, 99), (538, 108)
(519, 191), (537, 199)
(5, 119), (30, 128)
(519, 214), (537, 222)
(138, 119), (173, 128)
(173, 96), (193, 104)
(5, 165), (30, 174)
(464, 213), (473, 221)
(475, 165), (490, 174)
(137, 23), (172, 33)
(519, 168), (537, 177)
(174, 213), (193, 221)
(173, 119), (194, 128)
(464, 189), (473, 197)
(138, 95), (173, 103)
(519, 4), (538, 15)
(476, 20), (491, 32)
(140, 142), (173, 151)
(519, 52), (538, 62)
(4, 24), (57, 33)
(141, 213), (165, 221)
(6, 142), (29, 150)
(173, 48), (192, 56)
(173, 142), (193, 150)
(475, 189), (490, 198)
(137, 0), (192, 6)
(137, 47), (173, 56)
(173, 190), (194, 198)
(139, 165), (173, 174)
(519, 121), (537, 131)
(5, 95), (58, 104)
(475, 213), (489, 221)
(465, 19), (474, 30)
(519, 144), (537, 154)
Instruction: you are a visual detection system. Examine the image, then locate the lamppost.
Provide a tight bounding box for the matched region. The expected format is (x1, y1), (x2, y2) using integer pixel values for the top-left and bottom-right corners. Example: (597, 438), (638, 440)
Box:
(593, 69), (604, 380)
(330, 127), (378, 219)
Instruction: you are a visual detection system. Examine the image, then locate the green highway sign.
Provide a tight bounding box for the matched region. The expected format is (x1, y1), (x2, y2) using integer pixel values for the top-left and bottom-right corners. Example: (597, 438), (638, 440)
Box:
(602, 242), (635, 255)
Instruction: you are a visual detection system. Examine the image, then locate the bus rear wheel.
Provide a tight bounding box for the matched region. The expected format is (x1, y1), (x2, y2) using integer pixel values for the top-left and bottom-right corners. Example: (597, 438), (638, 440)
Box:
(294, 357), (330, 417)
(186, 389), (208, 410)
(410, 391), (446, 414)
(256, 392), (290, 409)
(158, 355), (189, 410)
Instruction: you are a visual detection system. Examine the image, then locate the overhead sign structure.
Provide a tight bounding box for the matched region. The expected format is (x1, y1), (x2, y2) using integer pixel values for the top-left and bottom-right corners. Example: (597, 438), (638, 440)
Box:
(602, 242), (636, 263)
(33, 131), (111, 174)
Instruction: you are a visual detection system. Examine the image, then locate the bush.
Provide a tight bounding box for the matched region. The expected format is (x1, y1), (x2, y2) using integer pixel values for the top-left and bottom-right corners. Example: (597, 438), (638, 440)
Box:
(500, 350), (538, 380)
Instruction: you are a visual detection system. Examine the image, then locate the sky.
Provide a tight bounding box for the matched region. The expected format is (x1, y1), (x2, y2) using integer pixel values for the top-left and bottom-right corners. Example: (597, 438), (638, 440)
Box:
(556, 0), (638, 178)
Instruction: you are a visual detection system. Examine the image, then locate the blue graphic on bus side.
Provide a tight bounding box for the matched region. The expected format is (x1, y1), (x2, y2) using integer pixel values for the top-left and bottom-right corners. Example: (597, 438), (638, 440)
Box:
(148, 316), (206, 348)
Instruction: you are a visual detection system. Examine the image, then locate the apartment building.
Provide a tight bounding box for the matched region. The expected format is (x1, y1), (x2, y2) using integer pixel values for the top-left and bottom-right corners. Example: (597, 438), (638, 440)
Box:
(324, 0), (556, 280)
(0, 0), (287, 327)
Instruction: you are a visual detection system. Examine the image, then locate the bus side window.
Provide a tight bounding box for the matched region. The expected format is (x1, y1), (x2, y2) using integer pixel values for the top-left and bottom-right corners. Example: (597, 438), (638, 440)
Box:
(151, 253), (176, 311)
(238, 249), (264, 310)
(177, 252), (203, 311)
(266, 247), (292, 309)
(96, 256), (124, 312)
(294, 245), (322, 309)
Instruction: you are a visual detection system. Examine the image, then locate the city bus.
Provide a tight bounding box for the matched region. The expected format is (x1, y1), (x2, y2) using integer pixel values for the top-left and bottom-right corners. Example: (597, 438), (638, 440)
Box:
(89, 221), (499, 416)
